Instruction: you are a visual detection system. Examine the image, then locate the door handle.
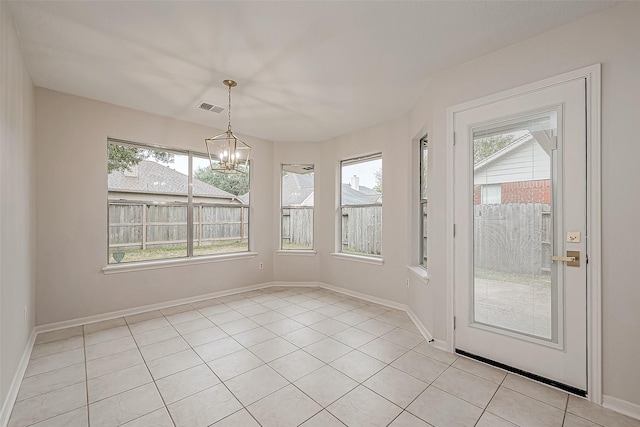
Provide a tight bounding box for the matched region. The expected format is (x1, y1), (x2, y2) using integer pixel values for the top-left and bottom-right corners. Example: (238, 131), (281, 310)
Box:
(552, 251), (580, 267)
(551, 256), (575, 262)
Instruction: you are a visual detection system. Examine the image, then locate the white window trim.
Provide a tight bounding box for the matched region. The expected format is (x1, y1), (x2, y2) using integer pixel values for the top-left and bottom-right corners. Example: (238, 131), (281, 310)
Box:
(331, 252), (383, 265)
(338, 153), (383, 259)
(102, 251), (258, 274)
(407, 265), (429, 284)
(276, 250), (317, 256)
(419, 134), (429, 269)
(280, 164), (315, 252)
(106, 139), (251, 268)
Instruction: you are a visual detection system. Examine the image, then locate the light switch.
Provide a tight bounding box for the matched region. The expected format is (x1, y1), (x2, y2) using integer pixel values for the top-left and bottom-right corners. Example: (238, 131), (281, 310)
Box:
(567, 232), (581, 243)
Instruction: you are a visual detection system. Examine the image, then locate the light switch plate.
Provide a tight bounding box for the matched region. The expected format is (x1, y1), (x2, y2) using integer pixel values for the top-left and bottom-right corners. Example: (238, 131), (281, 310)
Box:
(567, 232), (581, 243)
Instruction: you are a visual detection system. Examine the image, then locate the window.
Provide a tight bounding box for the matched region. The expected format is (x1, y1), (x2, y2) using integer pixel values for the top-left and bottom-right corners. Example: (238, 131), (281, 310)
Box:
(281, 164), (314, 250)
(481, 184), (501, 204)
(420, 135), (428, 268)
(340, 154), (382, 257)
(107, 140), (249, 264)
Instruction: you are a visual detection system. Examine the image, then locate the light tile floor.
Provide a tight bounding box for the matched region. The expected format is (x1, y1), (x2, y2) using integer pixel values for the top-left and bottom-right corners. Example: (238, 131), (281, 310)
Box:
(9, 286), (640, 427)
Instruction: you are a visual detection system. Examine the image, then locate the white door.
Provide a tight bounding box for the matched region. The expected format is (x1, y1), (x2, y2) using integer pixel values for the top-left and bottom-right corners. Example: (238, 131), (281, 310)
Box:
(453, 77), (587, 393)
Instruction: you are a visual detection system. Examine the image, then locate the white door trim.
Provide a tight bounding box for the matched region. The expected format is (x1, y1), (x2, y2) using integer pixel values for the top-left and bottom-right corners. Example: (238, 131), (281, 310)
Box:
(445, 64), (602, 403)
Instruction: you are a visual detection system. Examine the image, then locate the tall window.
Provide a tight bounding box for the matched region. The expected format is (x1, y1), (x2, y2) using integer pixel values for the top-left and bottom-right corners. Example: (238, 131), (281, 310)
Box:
(340, 154), (382, 257)
(420, 135), (428, 268)
(281, 164), (314, 250)
(107, 139), (249, 264)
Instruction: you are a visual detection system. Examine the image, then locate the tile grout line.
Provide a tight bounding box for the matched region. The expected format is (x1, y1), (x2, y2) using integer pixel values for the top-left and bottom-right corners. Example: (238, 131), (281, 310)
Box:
(83, 326), (90, 427)
(123, 314), (177, 427)
(18, 286), (428, 427)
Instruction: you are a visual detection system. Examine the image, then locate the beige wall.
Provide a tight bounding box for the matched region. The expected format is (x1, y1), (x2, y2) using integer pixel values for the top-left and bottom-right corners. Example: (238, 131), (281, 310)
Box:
(12, 0), (639, 411)
(406, 1), (640, 407)
(35, 88), (274, 325)
(0, 3), (36, 407)
(315, 118), (411, 304)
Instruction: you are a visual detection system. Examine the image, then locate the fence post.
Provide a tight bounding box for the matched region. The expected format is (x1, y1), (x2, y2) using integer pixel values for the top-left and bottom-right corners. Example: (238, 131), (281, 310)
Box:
(198, 205), (203, 247)
(142, 204), (147, 250)
(240, 206), (245, 242)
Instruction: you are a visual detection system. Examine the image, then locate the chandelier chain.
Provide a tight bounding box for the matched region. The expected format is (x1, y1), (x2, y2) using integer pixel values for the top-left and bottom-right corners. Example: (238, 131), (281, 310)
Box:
(227, 84), (232, 131)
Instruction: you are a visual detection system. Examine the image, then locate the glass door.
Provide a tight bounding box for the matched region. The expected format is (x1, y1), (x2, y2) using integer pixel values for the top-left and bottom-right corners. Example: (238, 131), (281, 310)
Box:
(453, 77), (587, 393)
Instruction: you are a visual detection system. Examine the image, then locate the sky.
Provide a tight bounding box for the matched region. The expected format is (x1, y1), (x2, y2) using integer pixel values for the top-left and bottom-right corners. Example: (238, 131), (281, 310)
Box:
(168, 154), (381, 190)
(341, 159), (381, 189)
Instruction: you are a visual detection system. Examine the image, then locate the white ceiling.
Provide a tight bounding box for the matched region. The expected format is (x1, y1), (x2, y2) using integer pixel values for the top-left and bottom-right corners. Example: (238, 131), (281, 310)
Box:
(7, 1), (615, 143)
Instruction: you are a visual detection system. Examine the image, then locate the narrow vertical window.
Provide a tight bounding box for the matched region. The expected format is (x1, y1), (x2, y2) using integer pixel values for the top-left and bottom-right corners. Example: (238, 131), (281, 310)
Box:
(281, 164), (314, 250)
(420, 135), (428, 268)
(340, 154), (382, 257)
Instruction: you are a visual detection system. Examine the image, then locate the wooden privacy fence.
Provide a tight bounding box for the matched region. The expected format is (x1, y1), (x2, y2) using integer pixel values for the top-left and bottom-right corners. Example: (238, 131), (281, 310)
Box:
(282, 207), (313, 247)
(342, 205), (382, 255)
(474, 203), (551, 275)
(109, 202), (248, 249)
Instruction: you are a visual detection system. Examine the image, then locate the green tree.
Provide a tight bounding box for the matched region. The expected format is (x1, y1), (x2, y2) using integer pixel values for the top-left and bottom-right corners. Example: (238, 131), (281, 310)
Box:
(473, 134), (515, 164)
(195, 165), (249, 196)
(108, 144), (174, 173)
(373, 168), (382, 193)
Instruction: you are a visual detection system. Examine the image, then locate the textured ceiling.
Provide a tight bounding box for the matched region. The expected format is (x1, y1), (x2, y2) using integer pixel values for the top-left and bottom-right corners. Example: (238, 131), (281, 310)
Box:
(7, 1), (616, 142)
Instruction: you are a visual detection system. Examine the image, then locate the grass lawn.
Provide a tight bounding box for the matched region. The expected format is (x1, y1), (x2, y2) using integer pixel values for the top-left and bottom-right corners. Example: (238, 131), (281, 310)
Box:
(281, 242), (313, 250)
(474, 268), (551, 286)
(110, 241), (248, 264)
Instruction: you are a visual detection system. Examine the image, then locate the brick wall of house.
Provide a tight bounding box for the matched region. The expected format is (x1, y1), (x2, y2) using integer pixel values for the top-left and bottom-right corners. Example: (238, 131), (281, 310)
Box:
(501, 179), (551, 204)
(474, 179), (551, 205)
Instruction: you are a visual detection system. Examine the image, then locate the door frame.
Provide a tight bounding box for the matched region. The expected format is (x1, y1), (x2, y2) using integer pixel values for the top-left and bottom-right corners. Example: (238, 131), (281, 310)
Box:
(445, 64), (602, 403)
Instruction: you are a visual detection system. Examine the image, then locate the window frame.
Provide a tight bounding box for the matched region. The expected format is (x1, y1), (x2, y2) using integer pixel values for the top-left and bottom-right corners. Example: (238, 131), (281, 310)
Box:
(339, 153), (383, 259)
(419, 135), (428, 269)
(280, 164), (315, 252)
(106, 138), (251, 266)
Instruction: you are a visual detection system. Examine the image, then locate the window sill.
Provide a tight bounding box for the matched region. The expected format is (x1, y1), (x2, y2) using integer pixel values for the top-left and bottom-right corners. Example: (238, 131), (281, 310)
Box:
(102, 252), (258, 274)
(276, 250), (317, 256)
(407, 265), (430, 284)
(331, 253), (384, 266)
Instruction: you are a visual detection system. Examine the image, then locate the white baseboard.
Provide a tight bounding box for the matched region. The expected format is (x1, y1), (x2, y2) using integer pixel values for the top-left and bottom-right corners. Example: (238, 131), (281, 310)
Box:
(317, 282), (407, 311)
(431, 339), (448, 352)
(603, 395), (640, 421)
(0, 330), (36, 427)
(36, 279), (444, 349)
(35, 282), (277, 334)
(405, 307), (434, 342)
(269, 281), (321, 289)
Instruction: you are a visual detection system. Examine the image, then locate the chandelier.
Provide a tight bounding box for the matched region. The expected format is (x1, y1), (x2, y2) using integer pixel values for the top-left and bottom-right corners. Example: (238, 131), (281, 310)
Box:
(205, 79), (251, 174)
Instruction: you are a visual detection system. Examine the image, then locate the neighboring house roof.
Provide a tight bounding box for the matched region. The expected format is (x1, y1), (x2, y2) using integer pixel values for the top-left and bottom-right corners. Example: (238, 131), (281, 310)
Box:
(341, 183), (382, 205)
(108, 160), (236, 199)
(473, 132), (552, 186)
(280, 172), (381, 206)
(282, 173), (315, 206)
(473, 133), (532, 172)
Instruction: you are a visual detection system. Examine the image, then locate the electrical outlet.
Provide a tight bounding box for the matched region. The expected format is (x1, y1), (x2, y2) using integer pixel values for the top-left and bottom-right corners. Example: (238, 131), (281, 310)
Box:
(406, 278), (410, 288)
(259, 262), (264, 270)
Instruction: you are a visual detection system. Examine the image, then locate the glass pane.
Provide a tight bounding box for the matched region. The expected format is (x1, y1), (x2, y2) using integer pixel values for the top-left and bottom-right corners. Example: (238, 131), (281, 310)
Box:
(108, 142), (188, 263)
(421, 202), (428, 268)
(340, 156), (382, 256)
(472, 113), (557, 341)
(192, 155), (249, 256)
(281, 164), (314, 250)
(421, 139), (428, 201)
(420, 137), (428, 268)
